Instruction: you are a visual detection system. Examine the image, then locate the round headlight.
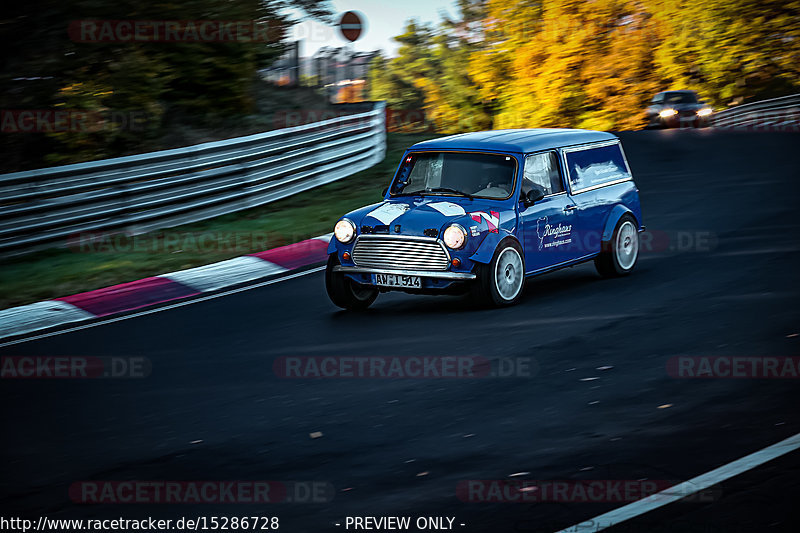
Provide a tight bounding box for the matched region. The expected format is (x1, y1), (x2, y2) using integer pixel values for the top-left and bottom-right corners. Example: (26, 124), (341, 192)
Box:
(697, 107), (712, 117)
(334, 219), (356, 243)
(443, 224), (467, 250)
(659, 109), (678, 118)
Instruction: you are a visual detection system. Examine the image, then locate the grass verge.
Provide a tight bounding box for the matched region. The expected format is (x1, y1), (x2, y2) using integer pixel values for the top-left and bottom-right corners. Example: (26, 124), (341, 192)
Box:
(0, 132), (441, 309)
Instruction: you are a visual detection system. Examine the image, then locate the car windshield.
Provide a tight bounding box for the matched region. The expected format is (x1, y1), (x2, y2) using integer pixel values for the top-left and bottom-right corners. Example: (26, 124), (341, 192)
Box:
(664, 92), (698, 104)
(390, 151), (517, 200)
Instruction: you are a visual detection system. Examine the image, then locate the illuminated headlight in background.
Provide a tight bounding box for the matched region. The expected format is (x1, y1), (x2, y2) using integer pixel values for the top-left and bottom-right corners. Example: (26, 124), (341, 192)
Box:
(443, 224), (467, 250)
(697, 107), (713, 117)
(659, 109), (678, 118)
(334, 219), (356, 243)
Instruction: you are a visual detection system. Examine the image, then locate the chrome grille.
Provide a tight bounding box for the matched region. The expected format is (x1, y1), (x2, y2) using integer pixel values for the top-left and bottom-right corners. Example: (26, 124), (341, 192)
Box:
(352, 236), (450, 271)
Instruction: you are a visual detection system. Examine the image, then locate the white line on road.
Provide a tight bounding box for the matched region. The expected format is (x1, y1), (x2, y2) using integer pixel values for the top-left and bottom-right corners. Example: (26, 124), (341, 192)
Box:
(554, 431), (800, 533)
(0, 266), (325, 348)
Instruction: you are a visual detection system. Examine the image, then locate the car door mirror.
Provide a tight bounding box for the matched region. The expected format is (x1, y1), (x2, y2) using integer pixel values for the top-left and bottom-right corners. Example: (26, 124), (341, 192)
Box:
(381, 187), (388, 197)
(523, 188), (545, 206)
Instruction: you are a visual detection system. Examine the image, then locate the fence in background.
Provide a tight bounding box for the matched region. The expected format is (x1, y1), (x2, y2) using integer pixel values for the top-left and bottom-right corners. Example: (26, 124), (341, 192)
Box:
(712, 94), (800, 131)
(0, 102), (386, 257)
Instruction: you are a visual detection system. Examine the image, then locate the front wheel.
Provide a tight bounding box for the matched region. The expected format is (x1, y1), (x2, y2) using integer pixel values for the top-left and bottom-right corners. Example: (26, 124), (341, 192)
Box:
(595, 216), (639, 277)
(325, 254), (378, 310)
(472, 239), (525, 307)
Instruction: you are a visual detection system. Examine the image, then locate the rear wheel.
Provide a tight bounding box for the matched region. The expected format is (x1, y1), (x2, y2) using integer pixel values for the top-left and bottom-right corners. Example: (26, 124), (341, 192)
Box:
(325, 254), (378, 310)
(595, 215), (639, 277)
(473, 239), (525, 307)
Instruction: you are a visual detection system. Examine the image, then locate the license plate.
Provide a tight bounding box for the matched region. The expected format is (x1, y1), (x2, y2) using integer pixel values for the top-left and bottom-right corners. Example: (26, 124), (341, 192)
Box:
(373, 273), (422, 288)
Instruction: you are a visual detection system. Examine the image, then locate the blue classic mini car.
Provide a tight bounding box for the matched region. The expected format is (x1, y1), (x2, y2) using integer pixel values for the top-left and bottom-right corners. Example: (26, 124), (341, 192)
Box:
(325, 129), (643, 309)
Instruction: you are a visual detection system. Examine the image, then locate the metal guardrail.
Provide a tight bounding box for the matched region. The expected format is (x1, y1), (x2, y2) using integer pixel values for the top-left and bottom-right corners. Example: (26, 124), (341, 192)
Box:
(0, 102), (386, 257)
(712, 94), (800, 130)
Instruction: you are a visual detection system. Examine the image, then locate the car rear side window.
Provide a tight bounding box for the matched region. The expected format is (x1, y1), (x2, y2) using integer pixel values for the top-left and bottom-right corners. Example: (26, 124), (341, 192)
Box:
(564, 143), (631, 192)
(522, 152), (563, 196)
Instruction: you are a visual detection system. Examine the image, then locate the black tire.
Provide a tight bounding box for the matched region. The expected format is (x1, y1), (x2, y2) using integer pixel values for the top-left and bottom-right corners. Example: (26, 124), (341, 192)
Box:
(472, 239), (526, 307)
(595, 215), (639, 277)
(325, 254), (378, 310)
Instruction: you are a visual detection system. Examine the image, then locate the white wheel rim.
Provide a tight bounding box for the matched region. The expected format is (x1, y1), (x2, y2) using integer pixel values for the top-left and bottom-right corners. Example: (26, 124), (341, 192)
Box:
(616, 221), (638, 270)
(494, 247), (524, 301)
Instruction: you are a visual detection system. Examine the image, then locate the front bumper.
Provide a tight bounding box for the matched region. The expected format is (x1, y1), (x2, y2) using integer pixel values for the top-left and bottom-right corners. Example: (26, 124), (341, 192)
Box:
(333, 265), (476, 281)
(662, 113), (709, 128)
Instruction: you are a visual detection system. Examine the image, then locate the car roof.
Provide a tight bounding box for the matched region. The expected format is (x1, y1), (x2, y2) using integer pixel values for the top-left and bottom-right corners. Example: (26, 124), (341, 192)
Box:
(409, 128), (617, 154)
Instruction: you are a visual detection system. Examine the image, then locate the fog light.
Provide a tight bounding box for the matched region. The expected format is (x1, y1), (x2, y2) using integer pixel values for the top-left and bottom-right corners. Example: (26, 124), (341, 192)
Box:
(451, 258), (461, 268)
(342, 251), (351, 262)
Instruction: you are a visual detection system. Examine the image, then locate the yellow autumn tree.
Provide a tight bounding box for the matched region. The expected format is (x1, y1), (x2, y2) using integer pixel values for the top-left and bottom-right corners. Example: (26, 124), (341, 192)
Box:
(376, 0), (800, 132)
(473, 0), (664, 130)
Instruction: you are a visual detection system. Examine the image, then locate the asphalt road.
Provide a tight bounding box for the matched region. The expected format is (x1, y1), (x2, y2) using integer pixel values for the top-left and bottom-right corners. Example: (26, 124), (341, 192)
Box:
(1, 129), (800, 532)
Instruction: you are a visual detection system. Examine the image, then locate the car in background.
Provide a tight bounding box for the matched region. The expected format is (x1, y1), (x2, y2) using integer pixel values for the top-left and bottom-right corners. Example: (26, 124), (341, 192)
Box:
(645, 90), (713, 128)
(325, 129), (644, 310)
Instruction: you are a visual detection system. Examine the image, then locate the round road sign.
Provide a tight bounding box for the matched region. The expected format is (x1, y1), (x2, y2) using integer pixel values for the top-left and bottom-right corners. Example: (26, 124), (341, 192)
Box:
(338, 11), (364, 42)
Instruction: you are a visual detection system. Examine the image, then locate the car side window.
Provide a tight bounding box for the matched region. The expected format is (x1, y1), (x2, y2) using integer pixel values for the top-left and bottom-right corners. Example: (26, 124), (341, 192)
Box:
(522, 152), (563, 197)
(565, 143), (631, 192)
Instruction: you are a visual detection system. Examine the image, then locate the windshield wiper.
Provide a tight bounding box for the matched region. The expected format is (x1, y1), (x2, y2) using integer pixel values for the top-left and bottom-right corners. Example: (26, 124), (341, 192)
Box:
(424, 187), (473, 200)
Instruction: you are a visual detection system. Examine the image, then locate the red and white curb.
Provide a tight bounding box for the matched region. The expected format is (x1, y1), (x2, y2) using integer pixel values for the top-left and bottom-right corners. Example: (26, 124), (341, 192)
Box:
(0, 234), (332, 340)
(162, 256), (288, 293)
